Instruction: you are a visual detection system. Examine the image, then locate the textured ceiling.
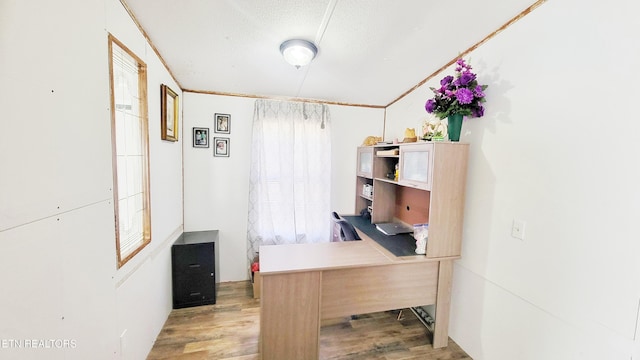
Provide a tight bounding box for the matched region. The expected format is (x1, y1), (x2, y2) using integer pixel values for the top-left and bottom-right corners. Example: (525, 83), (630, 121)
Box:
(123, 0), (539, 107)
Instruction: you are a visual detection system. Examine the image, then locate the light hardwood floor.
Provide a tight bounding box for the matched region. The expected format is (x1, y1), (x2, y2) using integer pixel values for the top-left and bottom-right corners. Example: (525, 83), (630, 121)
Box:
(147, 281), (472, 360)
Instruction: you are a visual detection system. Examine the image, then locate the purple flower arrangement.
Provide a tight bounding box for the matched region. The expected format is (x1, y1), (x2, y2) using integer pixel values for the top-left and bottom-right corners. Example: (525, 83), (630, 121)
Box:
(425, 59), (488, 119)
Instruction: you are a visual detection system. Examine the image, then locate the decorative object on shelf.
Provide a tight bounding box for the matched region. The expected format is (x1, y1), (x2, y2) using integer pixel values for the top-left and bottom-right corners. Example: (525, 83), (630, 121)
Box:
(214, 113), (230, 134)
(192, 127), (209, 148)
(402, 128), (417, 143)
(213, 137), (230, 157)
(421, 115), (447, 141)
(413, 223), (428, 255)
(362, 184), (373, 197)
(161, 84), (179, 141)
(424, 58), (488, 141)
(361, 136), (382, 146)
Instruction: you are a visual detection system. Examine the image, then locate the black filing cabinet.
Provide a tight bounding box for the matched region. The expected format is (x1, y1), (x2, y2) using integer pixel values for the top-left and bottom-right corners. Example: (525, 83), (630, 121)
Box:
(171, 230), (219, 309)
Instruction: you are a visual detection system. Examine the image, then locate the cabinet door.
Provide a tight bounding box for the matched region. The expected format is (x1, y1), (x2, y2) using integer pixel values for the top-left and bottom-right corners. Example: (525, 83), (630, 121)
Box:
(356, 147), (374, 178)
(398, 143), (433, 190)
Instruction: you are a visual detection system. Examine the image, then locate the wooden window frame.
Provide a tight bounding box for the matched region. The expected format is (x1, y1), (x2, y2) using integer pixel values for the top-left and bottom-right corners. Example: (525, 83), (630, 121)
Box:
(108, 34), (152, 268)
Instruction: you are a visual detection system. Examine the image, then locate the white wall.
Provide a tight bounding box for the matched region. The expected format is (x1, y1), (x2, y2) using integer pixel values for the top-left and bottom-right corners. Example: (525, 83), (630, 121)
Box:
(330, 105), (386, 215)
(0, 0), (183, 359)
(182, 93), (255, 281)
(386, 0), (640, 359)
(183, 93), (384, 281)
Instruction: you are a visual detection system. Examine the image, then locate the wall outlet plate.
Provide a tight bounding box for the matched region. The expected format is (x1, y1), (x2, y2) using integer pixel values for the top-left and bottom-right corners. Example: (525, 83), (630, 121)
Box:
(511, 219), (526, 240)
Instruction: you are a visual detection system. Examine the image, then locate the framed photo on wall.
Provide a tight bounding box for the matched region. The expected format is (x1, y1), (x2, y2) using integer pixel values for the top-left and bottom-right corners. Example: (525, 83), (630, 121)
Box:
(214, 113), (230, 134)
(193, 127), (209, 148)
(213, 137), (230, 157)
(161, 84), (179, 141)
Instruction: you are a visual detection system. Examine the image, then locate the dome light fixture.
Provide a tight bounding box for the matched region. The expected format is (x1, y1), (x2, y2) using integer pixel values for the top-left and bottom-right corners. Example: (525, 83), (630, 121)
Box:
(279, 39), (318, 69)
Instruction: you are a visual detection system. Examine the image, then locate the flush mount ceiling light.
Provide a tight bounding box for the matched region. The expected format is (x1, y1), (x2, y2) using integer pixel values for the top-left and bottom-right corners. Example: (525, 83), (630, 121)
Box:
(280, 39), (318, 69)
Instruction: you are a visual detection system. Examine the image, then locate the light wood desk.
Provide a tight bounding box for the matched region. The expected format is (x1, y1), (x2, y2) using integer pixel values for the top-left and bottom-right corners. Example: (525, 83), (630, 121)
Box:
(259, 228), (458, 360)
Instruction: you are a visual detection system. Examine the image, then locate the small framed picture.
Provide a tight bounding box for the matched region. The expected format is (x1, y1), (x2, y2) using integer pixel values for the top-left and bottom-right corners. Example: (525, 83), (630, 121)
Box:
(214, 113), (230, 134)
(192, 127), (209, 148)
(213, 137), (230, 157)
(161, 84), (179, 141)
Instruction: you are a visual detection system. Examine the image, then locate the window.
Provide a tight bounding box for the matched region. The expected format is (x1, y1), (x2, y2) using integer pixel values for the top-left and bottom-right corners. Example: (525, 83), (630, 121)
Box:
(246, 100), (331, 262)
(108, 34), (151, 268)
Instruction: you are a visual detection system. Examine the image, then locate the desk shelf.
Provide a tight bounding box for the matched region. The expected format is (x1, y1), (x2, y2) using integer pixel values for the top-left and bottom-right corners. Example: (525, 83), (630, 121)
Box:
(374, 177), (398, 185)
(355, 142), (469, 258)
(376, 154), (399, 158)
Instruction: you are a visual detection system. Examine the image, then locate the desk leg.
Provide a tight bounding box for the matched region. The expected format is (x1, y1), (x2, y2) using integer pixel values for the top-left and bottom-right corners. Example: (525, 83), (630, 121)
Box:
(433, 260), (453, 348)
(260, 271), (321, 360)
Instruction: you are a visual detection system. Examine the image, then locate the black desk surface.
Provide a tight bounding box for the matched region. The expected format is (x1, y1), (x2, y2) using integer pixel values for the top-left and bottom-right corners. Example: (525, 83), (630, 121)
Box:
(342, 215), (419, 257)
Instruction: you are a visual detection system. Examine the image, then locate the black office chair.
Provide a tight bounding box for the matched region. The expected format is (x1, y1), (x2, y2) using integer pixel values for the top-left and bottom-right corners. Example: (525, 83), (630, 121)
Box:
(331, 212), (361, 241)
(337, 220), (361, 241)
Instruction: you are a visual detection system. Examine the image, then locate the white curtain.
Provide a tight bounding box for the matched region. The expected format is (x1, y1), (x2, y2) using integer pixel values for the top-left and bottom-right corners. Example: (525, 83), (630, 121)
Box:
(247, 99), (332, 262)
